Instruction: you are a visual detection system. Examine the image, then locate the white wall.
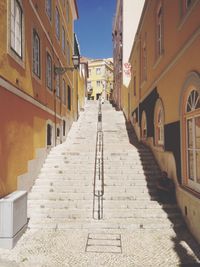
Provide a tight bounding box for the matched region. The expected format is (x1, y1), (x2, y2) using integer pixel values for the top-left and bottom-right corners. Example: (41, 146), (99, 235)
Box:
(123, 0), (145, 87)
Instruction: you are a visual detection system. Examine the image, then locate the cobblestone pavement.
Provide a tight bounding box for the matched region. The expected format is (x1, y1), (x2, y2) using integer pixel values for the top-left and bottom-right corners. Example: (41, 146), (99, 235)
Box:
(0, 101), (199, 267)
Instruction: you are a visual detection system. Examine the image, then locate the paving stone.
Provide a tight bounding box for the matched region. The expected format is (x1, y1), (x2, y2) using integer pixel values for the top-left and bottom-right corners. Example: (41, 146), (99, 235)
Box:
(0, 101), (199, 267)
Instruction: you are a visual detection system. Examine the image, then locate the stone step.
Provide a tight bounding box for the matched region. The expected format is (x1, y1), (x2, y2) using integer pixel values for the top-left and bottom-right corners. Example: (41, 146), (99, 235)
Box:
(28, 206), (180, 219)
(28, 199), (178, 210)
(28, 192), (93, 200)
(39, 168), (94, 174)
(30, 185), (156, 194)
(34, 179), (93, 186)
(36, 176), (93, 182)
(28, 217), (184, 230)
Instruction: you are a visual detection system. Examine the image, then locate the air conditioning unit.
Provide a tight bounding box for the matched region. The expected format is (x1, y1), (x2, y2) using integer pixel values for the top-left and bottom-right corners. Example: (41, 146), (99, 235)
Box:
(0, 191), (27, 249)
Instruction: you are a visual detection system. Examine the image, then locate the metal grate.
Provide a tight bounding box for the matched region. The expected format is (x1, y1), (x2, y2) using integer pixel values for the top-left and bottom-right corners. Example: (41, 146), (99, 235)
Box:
(85, 233), (122, 254)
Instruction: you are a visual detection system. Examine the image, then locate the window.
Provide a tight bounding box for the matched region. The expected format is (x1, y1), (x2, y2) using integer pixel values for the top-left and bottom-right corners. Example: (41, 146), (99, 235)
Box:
(89, 69), (91, 76)
(154, 99), (164, 146)
(181, 0), (195, 16)
(185, 89), (200, 191)
(96, 68), (101, 75)
(33, 30), (40, 78)
(55, 7), (60, 40)
(46, 52), (52, 90)
(62, 26), (65, 53)
(156, 4), (163, 58)
(68, 85), (71, 110)
(133, 112), (137, 124)
(46, 0), (52, 21)
(141, 111), (147, 140)
(96, 81), (101, 87)
(63, 79), (66, 105)
(56, 75), (60, 97)
(10, 0), (23, 58)
(142, 42), (147, 81)
(87, 81), (92, 90)
(66, 41), (70, 65)
(66, 0), (69, 23)
(133, 76), (136, 96)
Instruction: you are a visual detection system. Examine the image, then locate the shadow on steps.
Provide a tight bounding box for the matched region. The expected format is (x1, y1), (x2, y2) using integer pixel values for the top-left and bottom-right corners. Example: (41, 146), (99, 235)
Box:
(125, 120), (200, 266)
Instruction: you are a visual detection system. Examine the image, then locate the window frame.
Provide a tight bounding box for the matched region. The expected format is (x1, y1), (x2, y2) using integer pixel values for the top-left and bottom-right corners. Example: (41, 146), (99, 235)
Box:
(96, 68), (101, 75)
(133, 76), (136, 96)
(184, 89), (200, 192)
(55, 7), (60, 41)
(55, 74), (60, 98)
(66, 0), (69, 23)
(67, 85), (71, 110)
(46, 52), (53, 91)
(96, 81), (101, 87)
(141, 110), (147, 140)
(155, 3), (164, 59)
(154, 99), (165, 147)
(66, 40), (70, 65)
(32, 29), (41, 78)
(10, 0), (23, 59)
(45, 0), (52, 21)
(63, 79), (66, 105)
(62, 26), (66, 54)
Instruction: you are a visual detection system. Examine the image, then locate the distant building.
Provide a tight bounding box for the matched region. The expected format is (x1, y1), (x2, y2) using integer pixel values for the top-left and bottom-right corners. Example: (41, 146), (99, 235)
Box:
(117, 0), (200, 243)
(87, 58), (114, 101)
(0, 0), (79, 196)
(79, 56), (89, 111)
(112, 0), (145, 110)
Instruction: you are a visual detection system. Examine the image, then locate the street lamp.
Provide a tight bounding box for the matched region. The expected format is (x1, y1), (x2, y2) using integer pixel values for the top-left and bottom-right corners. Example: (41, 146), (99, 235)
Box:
(54, 54), (80, 75)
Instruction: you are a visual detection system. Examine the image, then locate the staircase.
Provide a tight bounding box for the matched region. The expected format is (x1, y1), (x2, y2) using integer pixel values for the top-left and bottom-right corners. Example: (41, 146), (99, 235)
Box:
(28, 101), (184, 231)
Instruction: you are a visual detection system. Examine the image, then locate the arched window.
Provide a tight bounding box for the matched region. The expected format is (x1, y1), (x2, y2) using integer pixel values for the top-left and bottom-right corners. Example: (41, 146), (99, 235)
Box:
(154, 99), (164, 146)
(141, 111), (147, 140)
(184, 89), (200, 191)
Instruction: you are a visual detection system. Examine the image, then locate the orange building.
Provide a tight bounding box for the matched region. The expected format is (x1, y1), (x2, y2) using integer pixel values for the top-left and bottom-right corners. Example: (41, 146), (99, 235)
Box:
(121, 0), (200, 242)
(0, 0), (79, 196)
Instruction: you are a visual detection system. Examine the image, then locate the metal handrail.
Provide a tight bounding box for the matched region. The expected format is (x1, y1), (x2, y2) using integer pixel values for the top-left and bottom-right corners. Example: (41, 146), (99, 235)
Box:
(93, 98), (104, 219)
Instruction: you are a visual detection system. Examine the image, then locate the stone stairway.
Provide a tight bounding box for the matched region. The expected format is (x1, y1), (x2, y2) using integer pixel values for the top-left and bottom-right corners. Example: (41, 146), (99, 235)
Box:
(28, 101), (184, 231)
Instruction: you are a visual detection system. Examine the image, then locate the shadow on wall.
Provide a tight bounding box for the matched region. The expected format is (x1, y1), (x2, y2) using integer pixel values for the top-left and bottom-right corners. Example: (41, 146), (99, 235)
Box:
(125, 120), (200, 266)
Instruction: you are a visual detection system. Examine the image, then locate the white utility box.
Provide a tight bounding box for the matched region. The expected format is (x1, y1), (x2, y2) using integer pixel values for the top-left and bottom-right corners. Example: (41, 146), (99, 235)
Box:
(0, 191), (27, 249)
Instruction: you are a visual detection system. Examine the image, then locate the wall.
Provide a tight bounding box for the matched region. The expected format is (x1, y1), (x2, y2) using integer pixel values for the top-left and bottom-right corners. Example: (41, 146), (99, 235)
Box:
(0, 0), (78, 196)
(128, 0), (200, 243)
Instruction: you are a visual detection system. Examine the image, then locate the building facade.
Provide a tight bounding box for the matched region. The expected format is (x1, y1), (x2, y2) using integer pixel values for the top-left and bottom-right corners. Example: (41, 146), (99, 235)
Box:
(78, 57), (88, 111)
(112, 0), (145, 111)
(122, 0), (200, 242)
(87, 58), (113, 101)
(0, 0), (79, 196)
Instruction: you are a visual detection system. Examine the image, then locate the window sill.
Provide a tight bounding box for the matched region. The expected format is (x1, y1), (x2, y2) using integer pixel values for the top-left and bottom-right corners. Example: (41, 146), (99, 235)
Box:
(153, 53), (164, 70)
(154, 144), (165, 152)
(180, 184), (200, 199)
(177, 1), (199, 32)
(46, 87), (53, 95)
(32, 72), (42, 84)
(140, 79), (147, 89)
(7, 48), (25, 69)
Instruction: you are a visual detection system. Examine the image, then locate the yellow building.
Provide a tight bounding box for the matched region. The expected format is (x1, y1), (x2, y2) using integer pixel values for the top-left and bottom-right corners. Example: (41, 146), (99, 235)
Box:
(78, 57), (88, 111)
(0, 0), (79, 196)
(119, 0), (200, 242)
(87, 58), (113, 101)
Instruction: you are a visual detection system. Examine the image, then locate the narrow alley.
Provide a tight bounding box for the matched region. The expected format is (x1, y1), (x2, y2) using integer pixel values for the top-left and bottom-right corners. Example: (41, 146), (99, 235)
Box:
(0, 101), (199, 267)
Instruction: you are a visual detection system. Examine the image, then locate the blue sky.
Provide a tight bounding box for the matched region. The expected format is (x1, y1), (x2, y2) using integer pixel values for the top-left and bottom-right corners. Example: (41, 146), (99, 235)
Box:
(75, 0), (116, 59)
